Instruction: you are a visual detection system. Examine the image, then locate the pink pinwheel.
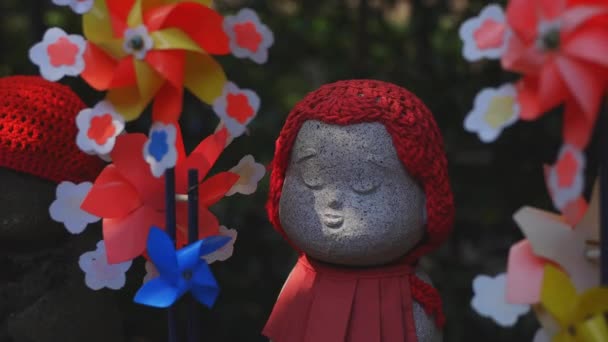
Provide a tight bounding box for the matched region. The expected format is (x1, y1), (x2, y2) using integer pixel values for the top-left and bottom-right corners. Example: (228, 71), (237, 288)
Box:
(502, 0), (608, 148)
(81, 127), (239, 264)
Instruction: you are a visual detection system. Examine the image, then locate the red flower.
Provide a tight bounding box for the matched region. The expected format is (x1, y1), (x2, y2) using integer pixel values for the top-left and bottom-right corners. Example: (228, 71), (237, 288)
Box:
(81, 127), (239, 263)
(503, 0), (608, 148)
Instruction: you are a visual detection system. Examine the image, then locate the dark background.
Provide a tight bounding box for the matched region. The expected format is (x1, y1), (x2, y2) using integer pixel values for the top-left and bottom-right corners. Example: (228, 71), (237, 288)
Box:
(0, 0), (599, 341)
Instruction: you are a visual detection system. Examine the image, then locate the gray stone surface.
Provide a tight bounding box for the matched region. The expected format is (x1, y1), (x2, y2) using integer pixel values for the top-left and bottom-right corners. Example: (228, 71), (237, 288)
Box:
(278, 120), (441, 341)
(279, 120), (426, 266)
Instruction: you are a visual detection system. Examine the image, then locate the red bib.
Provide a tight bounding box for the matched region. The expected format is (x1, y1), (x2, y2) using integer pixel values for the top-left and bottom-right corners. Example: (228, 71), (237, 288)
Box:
(263, 255), (420, 342)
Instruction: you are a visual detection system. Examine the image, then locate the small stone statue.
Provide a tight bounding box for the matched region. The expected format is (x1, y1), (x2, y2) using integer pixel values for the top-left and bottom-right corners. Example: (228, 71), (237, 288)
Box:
(263, 80), (454, 342)
(0, 76), (125, 342)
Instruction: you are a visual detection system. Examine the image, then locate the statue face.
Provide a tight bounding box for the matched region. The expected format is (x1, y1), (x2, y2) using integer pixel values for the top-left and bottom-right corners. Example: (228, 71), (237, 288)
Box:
(279, 120), (426, 266)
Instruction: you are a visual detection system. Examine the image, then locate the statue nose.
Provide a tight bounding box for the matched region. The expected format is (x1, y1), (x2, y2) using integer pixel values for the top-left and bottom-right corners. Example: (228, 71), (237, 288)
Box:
(326, 189), (343, 210)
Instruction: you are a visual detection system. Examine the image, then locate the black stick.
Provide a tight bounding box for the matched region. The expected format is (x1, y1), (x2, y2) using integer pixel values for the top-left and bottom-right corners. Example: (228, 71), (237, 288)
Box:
(187, 169), (200, 342)
(600, 104), (608, 285)
(164, 168), (178, 342)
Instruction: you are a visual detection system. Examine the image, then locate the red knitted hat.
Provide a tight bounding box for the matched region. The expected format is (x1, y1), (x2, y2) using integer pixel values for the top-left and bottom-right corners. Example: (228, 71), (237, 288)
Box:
(267, 79), (454, 262)
(0, 75), (104, 183)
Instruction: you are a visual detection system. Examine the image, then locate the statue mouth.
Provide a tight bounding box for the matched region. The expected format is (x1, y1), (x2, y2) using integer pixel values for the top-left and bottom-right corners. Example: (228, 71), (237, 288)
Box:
(322, 213), (344, 228)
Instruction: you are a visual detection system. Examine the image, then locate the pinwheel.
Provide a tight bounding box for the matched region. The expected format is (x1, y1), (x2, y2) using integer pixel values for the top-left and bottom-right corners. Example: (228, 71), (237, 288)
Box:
(540, 265), (608, 341)
(503, 0), (608, 148)
(81, 127), (239, 263)
(81, 0), (230, 122)
(134, 227), (230, 308)
(506, 179), (599, 305)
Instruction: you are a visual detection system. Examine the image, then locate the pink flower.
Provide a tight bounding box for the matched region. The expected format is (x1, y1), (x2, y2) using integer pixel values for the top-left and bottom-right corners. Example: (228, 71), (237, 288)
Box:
(29, 27), (86, 81)
(76, 100), (125, 156)
(223, 8), (274, 64)
(213, 82), (260, 138)
(546, 144), (585, 211)
(459, 4), (510, 61)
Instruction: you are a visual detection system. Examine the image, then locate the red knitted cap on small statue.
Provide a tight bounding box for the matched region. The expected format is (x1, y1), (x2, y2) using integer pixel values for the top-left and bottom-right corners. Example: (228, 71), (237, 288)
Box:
(0, 75), (104, 183)
(267, 79), (454, 262)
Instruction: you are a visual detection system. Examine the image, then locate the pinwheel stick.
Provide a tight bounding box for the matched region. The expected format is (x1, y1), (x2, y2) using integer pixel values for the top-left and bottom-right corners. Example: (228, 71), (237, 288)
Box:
(601, 103), (608, 286)
(165, 168), (179, 342)
(187, 169), (200, 342)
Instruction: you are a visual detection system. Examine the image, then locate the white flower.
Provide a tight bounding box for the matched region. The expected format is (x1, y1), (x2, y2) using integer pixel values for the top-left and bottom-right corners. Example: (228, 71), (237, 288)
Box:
(76, 100), (125, 156)
(547, 144), (585, 210)
(79, 241), (132, 290)
(223, 8), (274, 64)
(49, 181), (100, 234)
(51, 0), (94, 14)
(123, 25), (154, 60)
(464, 83), (520, 143)
(143, 122), (178, 178)
(459, 4), (510, 61)
(226, 155), (266, 196)
(471, 273), (530, 327)
(203, 226), (237, 263)
(213, 82), (260, 138)
(29, 27), (87, 81)
(142, 260), (159, 284)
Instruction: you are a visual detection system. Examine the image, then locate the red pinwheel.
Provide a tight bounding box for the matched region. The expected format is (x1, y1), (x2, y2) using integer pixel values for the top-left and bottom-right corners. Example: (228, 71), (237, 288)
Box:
(81, 0), (230, 123)
(81, 127), (239, 263)
(502, 0), (608, 148)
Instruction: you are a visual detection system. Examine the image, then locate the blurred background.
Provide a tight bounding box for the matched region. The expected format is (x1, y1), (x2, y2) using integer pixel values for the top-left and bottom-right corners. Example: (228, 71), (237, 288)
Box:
(0, 0), (600, 341)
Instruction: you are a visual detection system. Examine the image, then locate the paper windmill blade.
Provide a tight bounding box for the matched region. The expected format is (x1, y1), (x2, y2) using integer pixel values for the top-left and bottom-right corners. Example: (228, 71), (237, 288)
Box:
(510, 181), (599, 297)
(501, 0), (608, 149)
(80, 127), (239, 263)
(80, 0), (230, 122)
(134, 227), (231, 308)
(540, 265), (608, 342)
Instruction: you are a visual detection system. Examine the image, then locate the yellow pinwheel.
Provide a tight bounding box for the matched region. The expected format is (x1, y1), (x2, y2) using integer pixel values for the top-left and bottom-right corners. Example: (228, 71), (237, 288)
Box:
(80, 0), (228, 123)
(540, 265), (608, 342)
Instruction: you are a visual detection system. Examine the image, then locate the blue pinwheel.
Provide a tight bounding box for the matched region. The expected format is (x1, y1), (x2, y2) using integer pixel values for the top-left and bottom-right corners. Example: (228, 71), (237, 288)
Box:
(134, 227), (230, 308)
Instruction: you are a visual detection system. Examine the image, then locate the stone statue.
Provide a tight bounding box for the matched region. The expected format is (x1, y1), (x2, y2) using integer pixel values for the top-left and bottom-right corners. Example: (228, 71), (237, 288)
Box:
(0, 76), (125, 342)
(263, 80), (454, 342)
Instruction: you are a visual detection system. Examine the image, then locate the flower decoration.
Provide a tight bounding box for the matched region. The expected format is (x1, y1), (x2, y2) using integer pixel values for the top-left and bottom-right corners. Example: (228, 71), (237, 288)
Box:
(52, 0), (94, 14)
(223, 8), (274, 64)
(143, 122), (178, 177)
(203, 226), (237, 263)
(80, 127), (239, 263)
(29, 27), (86, 82)
(503, 0), (608, 148)
(76, 100), (125, 156)
(213, 82), (261, 138)
(464, 83), (520, 143)
(540, 265), (608, 341)
(459, 4), (509, 61)
(512, 180), (599, 294)
(49, 181), (100, 234)
(79, 240), (132, 290)
(122, 25), (154, 60)
(134, 227), (230, 308)
(471, 273), (530, 326)
(81, 0), (230, 122)
(143, 260), (159, 284)
(226, 155), (266, 196)
(546, 144), (586, 211)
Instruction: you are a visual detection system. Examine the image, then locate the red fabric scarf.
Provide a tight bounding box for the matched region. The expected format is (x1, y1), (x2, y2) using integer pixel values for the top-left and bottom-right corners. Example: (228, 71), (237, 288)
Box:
(263, 255), (441, 342)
